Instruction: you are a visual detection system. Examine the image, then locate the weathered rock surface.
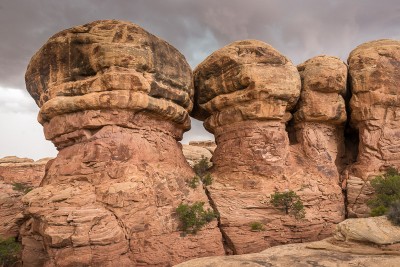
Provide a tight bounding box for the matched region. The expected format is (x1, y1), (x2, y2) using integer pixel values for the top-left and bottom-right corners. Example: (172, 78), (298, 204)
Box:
(176, 217), (400, 267)
(0, 157), (50, 238)
(0, 182), (26, 239)
(0, 156), (50, 186)
(192, 41), (345, 254)
(335, 216), (400, 245)
(26, 20), (194, 149)
(346, 39), (400, 217)
(176, 241), (400, 267)
(182, 144), (212, 167)
(294, 56), (348, 184)
(188, 140), (216, 153)
(21, 20), (224, 266)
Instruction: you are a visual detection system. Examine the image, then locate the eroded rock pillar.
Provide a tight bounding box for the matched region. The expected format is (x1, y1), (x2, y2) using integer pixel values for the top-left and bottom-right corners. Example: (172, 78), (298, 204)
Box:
(21, 20), (224, 266)
(193, 41), (346, 254)
(294, 56), (348, 179)
(347, 39), (400, 217)
(193, 40), (301, 254)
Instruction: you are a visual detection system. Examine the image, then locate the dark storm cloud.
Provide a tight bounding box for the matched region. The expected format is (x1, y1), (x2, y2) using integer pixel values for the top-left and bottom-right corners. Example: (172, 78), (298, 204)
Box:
(0, 0), (399, 159)
(1, 0), (399, 90)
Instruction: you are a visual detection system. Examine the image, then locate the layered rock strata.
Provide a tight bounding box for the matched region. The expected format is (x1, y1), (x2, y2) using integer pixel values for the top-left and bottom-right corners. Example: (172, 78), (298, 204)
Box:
(21, 20), (224, 266)
(346, 39), (400, 217)
(0, 157), (49, 238)
(0, 156), (50, 186)
(192, 40), (345, 254)
(188, 140), (216, 153)
(176, 216), (400, 267)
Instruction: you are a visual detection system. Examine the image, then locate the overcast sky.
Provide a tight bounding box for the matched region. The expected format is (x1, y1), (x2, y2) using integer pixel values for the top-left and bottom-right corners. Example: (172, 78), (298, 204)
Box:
(0, 0), (399, 160)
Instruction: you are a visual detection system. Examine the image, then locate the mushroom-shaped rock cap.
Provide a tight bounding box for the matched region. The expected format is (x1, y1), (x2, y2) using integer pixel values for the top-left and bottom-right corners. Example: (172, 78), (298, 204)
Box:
(348, 39), (400, 124)
(294, 55), (347, 124)
(25, 20), (193, 130)
(297, 55), (347, 94)
(192, 40), (301, 130)
(348, 39), (400, 95)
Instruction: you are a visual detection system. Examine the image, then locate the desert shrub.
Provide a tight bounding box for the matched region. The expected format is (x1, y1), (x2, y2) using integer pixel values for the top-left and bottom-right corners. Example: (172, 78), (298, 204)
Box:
(12, 183), (32, 194)
(250, 221), (265, 232)
(367, 168), (400, 216)
(193, 156), (210, 177)
(176, 202), (217, 235)
(201, 173), (213, 186)
(270, 190), (305, 219)
(187, 176), (200, 189)
(190, 156), (213, 187)
(388, 201), (400, 226)
(0, 236), (21, 266)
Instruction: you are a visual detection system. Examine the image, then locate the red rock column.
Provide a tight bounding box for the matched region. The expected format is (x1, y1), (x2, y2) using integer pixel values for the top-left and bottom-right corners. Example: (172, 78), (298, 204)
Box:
(347, 39), (400, 217)
(193, 40), (303, 254)
(193, 41), (347, 254)
(21, 20), (224, 266)
(294, 56), (348, 179)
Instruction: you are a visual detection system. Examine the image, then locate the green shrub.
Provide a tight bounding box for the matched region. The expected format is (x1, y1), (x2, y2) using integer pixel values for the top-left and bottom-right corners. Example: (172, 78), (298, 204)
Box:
(0, 236), (21, 266)
(190, 156), (213, 188)
(176, 202), (217, 235)
(250, 221), (265, 232)
(388, 201), (400, 226)
(187, 176), (200, 189)
(12, 183), (32, 194)
(193, 156), (210, 177)
(368, 168), (400, 217)
(201, 173), (213, 186)
(270, 190), (305, 219)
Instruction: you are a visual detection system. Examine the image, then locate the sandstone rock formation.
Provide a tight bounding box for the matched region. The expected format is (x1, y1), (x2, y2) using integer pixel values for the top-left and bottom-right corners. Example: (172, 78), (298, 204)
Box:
(294, 56), (347, 177)
(192, 40), (345, 254)
(0, 183), (26, 239)
(0, 156), (50, 186)
(0, 157), (49, 238)
(176, 216), (400, 267)
(188, 140), (216, 153)
(182, 144), (212, 167)
(334, 216), (400, 245)
(21, 20), (224, 266)
(182, 140), (216, 167)
(346, 39), (400, 217)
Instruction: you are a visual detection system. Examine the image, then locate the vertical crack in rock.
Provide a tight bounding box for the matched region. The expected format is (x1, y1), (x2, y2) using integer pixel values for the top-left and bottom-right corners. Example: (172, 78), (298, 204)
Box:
(203, 186), (237, 255)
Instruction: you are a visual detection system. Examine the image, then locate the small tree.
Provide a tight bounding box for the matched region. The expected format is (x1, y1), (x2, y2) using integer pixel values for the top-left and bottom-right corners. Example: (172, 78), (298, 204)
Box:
(12, 183), (32, 194)
(193, 156), (210, 177)
(270, 190), (305, 219)
(0, 236), (21, 266)
(190, 156), (213, 187)
(368, 167), (400, 217)
(176, 202), (217, 235)
(187, 176), (200, 189)
(250, 221), (265, 232)
(388, 201), (400, 226)
(202, 173), (213, 186)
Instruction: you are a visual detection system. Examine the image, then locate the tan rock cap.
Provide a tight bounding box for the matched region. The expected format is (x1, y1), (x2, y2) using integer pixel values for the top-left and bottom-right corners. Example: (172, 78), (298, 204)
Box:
(192, 39), (300, 132)
(25, 20), (193, 130)
(348, 39), (400, 126)
(295, 55), (347, 124)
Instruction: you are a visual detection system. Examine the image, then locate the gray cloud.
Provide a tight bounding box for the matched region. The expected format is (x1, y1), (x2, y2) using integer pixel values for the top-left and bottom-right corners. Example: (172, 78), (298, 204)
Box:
(0, 0), (399, 158)
(1, 0), (399, 90)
